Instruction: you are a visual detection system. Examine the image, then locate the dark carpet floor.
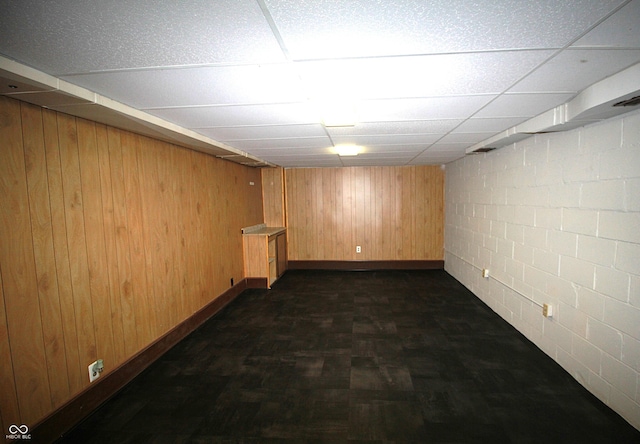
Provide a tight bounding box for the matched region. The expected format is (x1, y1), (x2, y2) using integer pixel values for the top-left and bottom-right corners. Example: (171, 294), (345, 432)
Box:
(58, 269), (640, 443)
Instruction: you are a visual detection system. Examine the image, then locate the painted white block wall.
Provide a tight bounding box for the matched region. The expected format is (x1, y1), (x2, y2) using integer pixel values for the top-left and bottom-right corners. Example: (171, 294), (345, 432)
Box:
(444, 109), (640, 430)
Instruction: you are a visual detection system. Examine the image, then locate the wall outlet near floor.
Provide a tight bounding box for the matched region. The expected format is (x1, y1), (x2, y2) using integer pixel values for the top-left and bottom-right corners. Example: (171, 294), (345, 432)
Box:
(356, 245), (361, 253)
(482, 268), (490, 278)
(88, 359), (104, 383)
(542, 303), (553, 318)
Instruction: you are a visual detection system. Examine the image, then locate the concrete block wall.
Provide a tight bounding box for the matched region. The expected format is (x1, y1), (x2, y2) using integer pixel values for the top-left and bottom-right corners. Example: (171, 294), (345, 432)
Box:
(444, 109), (640, 430)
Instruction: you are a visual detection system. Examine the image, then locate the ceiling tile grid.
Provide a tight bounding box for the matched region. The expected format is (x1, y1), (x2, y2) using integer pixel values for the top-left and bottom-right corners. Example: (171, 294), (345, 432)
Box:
(0, 0), (639, 167)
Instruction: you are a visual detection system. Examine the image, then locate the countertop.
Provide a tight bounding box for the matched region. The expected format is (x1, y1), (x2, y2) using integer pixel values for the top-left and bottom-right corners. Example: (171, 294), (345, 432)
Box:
(241, 223), (286, 236)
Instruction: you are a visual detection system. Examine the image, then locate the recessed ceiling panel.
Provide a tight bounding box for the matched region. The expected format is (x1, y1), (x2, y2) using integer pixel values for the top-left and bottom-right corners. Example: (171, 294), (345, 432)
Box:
(331, 134), (441, 146)
(437, 133), (493, 144)
(62, 64), (307, 108)
(246, 147), (333, 156)
(266, 155), (343, 168)
(410, 153), (463, 164)
(359, 96), (496, 122)
(219, 137), (331, 150)
(571, 0), (640, 48)
(474, 93), (575, 118)
(296, 51), (554, 99)
(510, 49), (640, 93)
(426, 143), (472, 152)
(149, 102), (319, 128)
(198, 124), (327, 141)
(340, 157), (415, 167)
(350, 145), (429, 154)
(452, 117), (528, 133)
(0, 0), (285, 74)
(264, 0), (624, 59)
(326, 120), (463, 136)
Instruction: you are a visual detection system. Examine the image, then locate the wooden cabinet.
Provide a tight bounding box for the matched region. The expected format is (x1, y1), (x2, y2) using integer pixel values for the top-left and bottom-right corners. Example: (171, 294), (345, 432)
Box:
(242, 226), (287, 288)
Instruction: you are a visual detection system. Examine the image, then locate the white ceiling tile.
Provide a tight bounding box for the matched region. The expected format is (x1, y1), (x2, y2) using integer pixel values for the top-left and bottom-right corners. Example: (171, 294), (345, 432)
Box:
(410, 154), (464, 164)
(350, 145), (427, 154)
(0, 0), (285, 74)
(247, 147), (334, 156)
(221, 137), (331, 150)
(474, 93), (575, 118)
(326, 120), (463, 136)
(452, 117), (528, 133)
(353, 153), (419, 162)
(149, 102), (319, 128)
(198, 124), (327, 141)
(331, 134), (441, 146)
(359, 96), (496, 122)
(437, 133), (494, 144)
(425, 143), (471, 153)
(340, 157), (412, 167)
(510, 49), (640, 93)
(1, 0), (637, 169)
(296, 51), (553, 99)
(62, 64), (307, 108)
(275, 155), (344, 168)
(265, 0), (623, 59)
(572, 0), (640, 49)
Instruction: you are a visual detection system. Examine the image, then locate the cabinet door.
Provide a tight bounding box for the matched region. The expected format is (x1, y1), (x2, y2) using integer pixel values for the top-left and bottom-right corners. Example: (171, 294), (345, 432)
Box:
(276, 232), (287, 277)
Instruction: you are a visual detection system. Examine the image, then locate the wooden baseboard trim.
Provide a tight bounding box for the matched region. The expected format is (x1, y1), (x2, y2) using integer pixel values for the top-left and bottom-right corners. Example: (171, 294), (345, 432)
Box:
(33, 279), (251, 443)
(287, 260), (444, 271)
(245, 277), (269, 288)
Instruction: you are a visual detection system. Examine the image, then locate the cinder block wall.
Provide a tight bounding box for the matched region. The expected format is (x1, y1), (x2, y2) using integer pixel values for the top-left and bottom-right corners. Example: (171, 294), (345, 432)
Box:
(444, 109), (640, 430)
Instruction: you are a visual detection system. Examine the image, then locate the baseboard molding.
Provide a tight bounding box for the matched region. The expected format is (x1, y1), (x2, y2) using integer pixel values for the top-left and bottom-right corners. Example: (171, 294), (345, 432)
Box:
(33, 279), (253, 443)
(245, 277), (269, 288)
(287, 260), (444, 271)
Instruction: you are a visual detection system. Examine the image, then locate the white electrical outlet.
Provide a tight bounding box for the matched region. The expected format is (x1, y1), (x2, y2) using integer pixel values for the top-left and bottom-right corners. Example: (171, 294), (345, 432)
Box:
(482, 268), (490, 278)
(88, 359), (104, 382)
(542, 303), (553, 318)
(356, 245), (361, 253)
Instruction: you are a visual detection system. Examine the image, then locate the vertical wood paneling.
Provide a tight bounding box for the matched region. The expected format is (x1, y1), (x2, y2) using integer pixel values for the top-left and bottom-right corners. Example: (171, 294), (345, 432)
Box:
(42, 108), (83, 394)
(0, 267), (20, 431)
(0, 97), (52, 424)
(96, 123), (126, 365)
(121, 132), (155, 348)
(21, 103), (70, 408)
(0, 96), (264, 428)
(285, 166), (444, 261)
(58, 112), (98, 373)
(174, 148), (190, 321)
(262, 167), (285, 227)
(77, 118), (117, 374)
(106, 127), (139, 358)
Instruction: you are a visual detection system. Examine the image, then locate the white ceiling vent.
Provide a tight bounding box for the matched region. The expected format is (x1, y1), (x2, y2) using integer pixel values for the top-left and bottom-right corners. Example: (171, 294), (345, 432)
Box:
(467, 62), (640, 154)
(613, 95), (640, 107)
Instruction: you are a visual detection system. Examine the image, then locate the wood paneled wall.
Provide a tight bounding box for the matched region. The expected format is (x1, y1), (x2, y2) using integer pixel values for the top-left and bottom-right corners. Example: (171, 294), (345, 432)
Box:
(261, 167), (286, 227)
(285, 166), (444, 261)
(0, 96), (263, 431)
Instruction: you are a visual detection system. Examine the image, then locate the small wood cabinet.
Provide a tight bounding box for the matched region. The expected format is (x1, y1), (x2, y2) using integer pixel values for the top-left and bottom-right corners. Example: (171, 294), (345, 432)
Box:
(242, 225), (287, 288)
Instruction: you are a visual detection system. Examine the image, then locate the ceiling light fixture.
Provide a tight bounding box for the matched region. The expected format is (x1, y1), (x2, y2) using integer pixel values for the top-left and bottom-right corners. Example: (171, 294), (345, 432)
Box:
(335, 145), (361, 156)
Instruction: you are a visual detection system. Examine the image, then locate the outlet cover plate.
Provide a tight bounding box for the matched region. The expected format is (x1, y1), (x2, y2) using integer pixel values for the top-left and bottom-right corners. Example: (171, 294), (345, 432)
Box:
(88, 360), (100, 383)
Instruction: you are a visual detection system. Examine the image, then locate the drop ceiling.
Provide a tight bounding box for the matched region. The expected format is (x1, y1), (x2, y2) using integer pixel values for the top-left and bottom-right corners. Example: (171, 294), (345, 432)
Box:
(1, 0), (639, 168)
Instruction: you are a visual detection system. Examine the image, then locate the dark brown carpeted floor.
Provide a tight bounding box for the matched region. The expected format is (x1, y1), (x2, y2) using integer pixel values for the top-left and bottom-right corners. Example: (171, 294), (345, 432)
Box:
(58, 269), (640, 443)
